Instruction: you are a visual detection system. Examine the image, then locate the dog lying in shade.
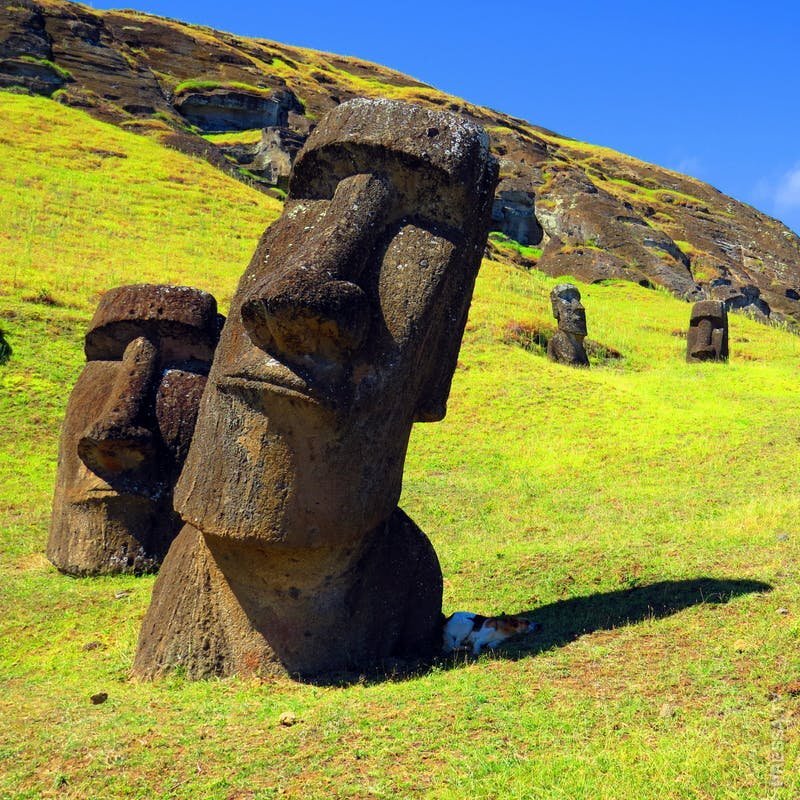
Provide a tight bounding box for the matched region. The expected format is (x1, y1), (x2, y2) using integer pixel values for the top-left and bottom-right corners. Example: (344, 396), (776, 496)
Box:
(442, 612), (541, 654)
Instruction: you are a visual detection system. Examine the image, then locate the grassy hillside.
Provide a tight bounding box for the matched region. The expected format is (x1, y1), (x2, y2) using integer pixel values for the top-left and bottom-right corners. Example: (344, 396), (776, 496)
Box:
(1, 92), (799, 799)
(5, 0), (799, 323)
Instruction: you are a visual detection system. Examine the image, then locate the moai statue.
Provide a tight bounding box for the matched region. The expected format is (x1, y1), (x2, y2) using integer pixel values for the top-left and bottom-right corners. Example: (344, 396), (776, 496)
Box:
(133, 98), (499, 680)
(547, 283), (589, 367)
(686, 300), (728, 362)
(48, 285), (221, 576)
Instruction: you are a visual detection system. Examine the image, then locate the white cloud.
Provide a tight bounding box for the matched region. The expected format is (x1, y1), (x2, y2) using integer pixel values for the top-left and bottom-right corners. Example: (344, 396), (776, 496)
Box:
(775, 164), (800, 210)
(751, 164), (800, 235)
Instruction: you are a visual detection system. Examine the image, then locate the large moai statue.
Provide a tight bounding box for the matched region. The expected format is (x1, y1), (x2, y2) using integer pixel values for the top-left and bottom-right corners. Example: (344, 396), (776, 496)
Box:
(48, 285), (221, 576)
(547, 283), (589, 367)
(133, 98), (499, 680)
(686, 300), (728, 362)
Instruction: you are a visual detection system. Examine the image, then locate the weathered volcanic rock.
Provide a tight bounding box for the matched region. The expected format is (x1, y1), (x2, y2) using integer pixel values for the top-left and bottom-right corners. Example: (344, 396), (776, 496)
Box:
(535, 170), (702, 300)
(547, 283), (589, 367)
(174, 87), (302, 133)
(219, 125), (307, 188)
(48, 284), (222, 576)
(0, 2), (51, 61)
(0, 1), (66, 95)
(0, 55), (67, 94)
(709, 278), (770, 320)
(133, 98), (499, 680)
(491, 187), (543, 246)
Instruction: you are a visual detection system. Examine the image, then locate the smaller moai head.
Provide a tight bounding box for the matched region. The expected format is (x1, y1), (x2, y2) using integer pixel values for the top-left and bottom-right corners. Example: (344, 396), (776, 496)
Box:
(547, 283), (589, 367)
(686, 300), (728, 362)
(48, 284), (221, 575)
(550, 283), (587, 337)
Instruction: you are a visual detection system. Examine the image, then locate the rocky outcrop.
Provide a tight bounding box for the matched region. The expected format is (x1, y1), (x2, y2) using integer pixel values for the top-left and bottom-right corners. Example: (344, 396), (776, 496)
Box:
(174, 87), (302, 133)
(709, 278), (770, 320)
(0, 2), (68, 95)
(218, 125), (307, 188)
(491, 187), (543, 246)
(0, 2), (51, 61)
(534, 170), (702, 300)
(0, 55), (68, 94)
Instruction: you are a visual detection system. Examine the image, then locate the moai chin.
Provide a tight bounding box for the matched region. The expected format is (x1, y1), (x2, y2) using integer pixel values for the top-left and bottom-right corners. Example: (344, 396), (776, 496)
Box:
(133, 98), (499, 680)
(48, 284), (221, 575)
(686, 300), (728, 362)
(547, 283), (589, 367)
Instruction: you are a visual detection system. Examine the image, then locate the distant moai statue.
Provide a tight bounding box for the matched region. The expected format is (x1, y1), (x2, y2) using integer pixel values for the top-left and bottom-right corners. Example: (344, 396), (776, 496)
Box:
(686, 300), (728, 362)
(547, 283), (589, 367)
(48, 284), (221, 576)
(133, 98), (499, 681)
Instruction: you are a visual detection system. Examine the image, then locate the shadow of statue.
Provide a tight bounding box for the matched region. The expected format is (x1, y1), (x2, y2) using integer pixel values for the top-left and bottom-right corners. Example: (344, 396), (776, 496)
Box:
(309, 576), (771, 685)
(452, 576), (772, 662)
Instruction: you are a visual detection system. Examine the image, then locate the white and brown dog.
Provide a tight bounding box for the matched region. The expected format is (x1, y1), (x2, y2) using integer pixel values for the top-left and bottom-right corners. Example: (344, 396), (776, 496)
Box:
(442, 612), (540, 655)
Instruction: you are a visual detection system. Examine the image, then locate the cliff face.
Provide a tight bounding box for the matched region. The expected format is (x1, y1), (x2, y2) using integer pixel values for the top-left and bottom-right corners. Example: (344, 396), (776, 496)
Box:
(3, 0), (799, 323)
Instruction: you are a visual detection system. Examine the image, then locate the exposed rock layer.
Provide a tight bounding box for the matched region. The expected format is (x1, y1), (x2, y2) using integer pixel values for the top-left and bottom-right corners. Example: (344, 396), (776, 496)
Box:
(2, 0), (799, 321)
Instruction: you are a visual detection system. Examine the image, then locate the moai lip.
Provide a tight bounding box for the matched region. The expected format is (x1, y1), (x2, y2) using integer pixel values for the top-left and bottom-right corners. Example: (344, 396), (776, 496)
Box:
(133, 98), (500, 680)
(48, 284), (222, 576)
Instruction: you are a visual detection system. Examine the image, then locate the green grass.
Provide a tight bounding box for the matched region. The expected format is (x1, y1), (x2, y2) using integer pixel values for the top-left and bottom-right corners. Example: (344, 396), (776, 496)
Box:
(0, 93), (281, 312)
(18, 54), (73, 81)
(1, 90), (799, 799)
(202, 129), (264, 146)
(488, 231), (543, 261)
(601, 178), (712, 213)
(172, 79), (274, 97)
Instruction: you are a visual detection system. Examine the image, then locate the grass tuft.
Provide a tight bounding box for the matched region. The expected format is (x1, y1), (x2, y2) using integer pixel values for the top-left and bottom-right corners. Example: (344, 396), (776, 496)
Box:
(18, 54), (73, 81)
(172, 79), (273, 97)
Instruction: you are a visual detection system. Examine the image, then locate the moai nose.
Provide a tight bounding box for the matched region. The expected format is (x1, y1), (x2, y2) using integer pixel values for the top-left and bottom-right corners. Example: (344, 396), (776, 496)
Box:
(78, 336), (159, 478)
(241, 173), (393, 364)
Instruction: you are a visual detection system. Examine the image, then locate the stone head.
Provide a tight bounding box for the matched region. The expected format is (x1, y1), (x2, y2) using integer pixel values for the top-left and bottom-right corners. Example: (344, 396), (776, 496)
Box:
(550, 283), (587, 337)
(48, 284), (222, 574)
(686, 299), (728, 362)
(175, 98), (499, 549)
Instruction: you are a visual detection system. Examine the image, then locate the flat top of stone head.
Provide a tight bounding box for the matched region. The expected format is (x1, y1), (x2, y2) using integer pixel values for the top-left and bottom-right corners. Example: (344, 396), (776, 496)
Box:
(551, 283), (582, 303)
(85, 284), (220, 360)
(290, 98), (495, 202)
(690, 300), (727, 320)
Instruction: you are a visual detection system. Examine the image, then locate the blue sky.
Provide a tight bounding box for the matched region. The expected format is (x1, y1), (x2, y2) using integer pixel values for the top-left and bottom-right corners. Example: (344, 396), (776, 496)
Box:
(86, 0), (800, 234)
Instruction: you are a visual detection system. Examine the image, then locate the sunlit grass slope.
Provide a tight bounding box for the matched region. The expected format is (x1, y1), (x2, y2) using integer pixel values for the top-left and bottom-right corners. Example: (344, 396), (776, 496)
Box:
(1, 92), (799, 799)
(0, 93), (282, 312)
